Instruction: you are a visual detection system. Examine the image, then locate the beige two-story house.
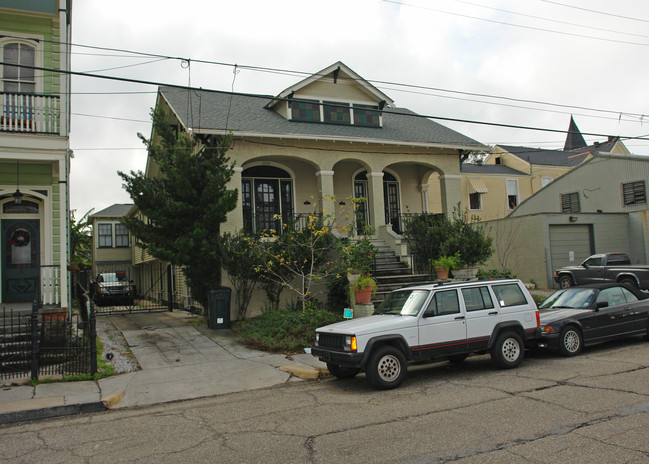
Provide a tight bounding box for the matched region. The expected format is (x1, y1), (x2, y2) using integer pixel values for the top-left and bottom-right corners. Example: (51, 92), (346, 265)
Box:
(134, 61), (487, 316)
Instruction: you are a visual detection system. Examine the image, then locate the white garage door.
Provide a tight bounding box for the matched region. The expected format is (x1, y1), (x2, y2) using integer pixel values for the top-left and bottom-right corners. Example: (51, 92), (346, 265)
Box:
(549, 224), (593, 280)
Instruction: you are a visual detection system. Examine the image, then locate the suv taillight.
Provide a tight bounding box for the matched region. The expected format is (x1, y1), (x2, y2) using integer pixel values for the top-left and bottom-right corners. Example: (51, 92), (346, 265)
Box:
(535, 310), (540, 327)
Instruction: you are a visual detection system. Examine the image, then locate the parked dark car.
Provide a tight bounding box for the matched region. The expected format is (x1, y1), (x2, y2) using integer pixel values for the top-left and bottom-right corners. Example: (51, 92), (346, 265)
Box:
(554, 252), (649, 290)
(537, 283), (649, 356)
(93, 272), (133, 306)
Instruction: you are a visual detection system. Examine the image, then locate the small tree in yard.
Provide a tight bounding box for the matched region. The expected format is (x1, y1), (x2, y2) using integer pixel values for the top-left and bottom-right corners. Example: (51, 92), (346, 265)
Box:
(255, 213), (336, 311)
(119, 109), (237, 311)
(69, 208), (93, 269)
(220, 232), (261, 320)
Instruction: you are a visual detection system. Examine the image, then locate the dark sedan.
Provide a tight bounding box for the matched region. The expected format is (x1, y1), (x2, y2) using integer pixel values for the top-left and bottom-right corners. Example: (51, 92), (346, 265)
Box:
(537, 283), (649, 356)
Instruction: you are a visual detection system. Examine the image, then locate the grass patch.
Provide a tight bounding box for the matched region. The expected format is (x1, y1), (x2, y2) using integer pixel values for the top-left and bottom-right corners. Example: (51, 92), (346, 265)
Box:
(232, 302), (342, 353)
(30, 338), (115, 385)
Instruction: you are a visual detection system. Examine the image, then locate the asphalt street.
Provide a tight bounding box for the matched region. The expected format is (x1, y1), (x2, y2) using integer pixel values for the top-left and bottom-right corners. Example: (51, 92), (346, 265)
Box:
(1, 335), (648, 463)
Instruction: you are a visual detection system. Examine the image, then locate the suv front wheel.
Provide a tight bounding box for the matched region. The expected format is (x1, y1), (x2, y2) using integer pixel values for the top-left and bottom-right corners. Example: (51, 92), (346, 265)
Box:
(366, 346), (407, 390)
(490, 331), (524, 369)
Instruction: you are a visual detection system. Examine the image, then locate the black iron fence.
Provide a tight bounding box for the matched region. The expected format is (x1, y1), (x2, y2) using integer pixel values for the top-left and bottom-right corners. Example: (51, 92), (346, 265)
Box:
(0, 302), (96, 382)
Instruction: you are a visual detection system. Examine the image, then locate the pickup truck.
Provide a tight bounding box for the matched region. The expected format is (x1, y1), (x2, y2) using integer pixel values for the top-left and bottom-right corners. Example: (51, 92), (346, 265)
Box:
(554, 253), (649, 290)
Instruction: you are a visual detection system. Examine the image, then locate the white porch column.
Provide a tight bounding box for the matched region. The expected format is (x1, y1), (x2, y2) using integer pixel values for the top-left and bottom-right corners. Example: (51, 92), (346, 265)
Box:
(316, 170), (336, 218)
(367, 171), (385, 230)
(420, 183), (430, 213)
(225, 167), (244, 234)
(439, 174), (462, 216)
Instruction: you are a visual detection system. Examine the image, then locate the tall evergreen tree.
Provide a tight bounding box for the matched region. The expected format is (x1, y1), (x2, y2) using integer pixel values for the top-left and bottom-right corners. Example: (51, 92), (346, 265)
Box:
(118, 109), (238, 309)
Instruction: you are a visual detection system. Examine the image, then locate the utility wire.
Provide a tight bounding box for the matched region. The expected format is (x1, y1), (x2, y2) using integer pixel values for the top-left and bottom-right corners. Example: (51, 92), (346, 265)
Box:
(538, 0), (649, 24)
(5, 60), (648, 141)
(3, 34), (646, 120)
(382, 0), (649, 47)
(446, 0), (649, 39)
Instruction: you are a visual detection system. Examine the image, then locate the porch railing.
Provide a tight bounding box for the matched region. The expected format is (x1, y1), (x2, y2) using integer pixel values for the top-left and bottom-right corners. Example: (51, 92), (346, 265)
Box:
(1, 92), (60, 134)
(243, 212), (324, 235)
(41, 265), (61, 306)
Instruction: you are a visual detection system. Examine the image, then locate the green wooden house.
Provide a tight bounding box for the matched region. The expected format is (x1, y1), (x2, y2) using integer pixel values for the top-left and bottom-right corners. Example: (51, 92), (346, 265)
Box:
(0, 0), (72, 308)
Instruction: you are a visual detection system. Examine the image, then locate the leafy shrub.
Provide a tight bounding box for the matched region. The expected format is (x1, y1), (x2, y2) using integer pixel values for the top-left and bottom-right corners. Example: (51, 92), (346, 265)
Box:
(232, 301), (342, 352)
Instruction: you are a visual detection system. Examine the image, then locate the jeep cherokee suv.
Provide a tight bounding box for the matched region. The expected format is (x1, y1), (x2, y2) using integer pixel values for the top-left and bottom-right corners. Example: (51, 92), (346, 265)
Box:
(312, 279), (540, 390)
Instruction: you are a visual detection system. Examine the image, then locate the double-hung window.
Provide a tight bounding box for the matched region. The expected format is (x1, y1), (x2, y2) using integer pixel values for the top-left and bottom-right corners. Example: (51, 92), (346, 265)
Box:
(98, 224), (113, 248)
(115, 224), (130, 247)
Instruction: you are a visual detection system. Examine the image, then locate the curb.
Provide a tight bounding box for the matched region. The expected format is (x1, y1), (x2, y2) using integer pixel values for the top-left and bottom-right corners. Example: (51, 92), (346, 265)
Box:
(280, 365), (331, 380)
(0, 402), (106, 426)
(102, 390), (125, 409)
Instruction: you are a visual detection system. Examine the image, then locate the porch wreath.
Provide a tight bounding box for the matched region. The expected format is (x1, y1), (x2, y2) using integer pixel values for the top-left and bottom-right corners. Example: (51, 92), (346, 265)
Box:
(10, 229), (30, 247)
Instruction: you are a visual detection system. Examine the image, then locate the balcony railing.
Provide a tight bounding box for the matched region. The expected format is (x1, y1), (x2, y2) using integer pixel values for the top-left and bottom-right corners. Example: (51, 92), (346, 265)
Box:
(1, 92), (60, 134)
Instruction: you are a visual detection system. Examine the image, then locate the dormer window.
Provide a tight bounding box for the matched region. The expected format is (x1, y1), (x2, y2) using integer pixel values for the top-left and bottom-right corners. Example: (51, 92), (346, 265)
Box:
(289, 99), (381, 127)
(291, 99), (320, 122)
(323, 101), (350, 125)
(353, 104), (380, 127)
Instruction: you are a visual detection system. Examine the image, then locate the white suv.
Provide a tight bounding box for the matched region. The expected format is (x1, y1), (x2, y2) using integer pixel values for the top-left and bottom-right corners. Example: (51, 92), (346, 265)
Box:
(312, 279), (540, 389)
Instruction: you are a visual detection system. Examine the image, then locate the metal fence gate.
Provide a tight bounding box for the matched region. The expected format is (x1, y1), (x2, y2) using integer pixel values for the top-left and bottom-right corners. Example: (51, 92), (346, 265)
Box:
(76, 265), (184, 316)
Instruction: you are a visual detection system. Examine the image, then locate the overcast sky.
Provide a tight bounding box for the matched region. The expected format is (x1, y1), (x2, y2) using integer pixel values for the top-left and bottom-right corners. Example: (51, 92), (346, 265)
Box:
(69, 0), (649, 216)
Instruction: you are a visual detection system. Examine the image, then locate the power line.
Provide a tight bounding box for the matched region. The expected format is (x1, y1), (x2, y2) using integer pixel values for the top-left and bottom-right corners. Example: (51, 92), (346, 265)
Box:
(446, 0), (649, 39)
(4, 60), (647, 142)
(382, 0), (649, 47)
(538, 0), (649, 24)
(4, 33), (646, 120)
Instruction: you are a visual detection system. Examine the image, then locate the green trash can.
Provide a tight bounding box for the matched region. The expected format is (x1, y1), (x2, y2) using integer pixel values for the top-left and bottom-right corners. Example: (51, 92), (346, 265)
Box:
(208, 287), (231, 330)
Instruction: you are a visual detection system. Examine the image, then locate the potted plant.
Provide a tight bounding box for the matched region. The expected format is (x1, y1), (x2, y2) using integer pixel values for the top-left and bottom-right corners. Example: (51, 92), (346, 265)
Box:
(432, 255), (459, 280)
(351, 274), (377, 304)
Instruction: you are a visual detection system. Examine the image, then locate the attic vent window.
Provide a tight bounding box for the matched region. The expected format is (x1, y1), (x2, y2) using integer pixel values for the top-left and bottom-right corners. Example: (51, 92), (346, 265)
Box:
(622, 180), (646, 206)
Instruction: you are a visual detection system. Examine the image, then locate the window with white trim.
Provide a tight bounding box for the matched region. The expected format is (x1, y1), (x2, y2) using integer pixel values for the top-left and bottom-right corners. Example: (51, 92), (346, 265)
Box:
(1, 41), (36, 93)
(115, 224), (130, 247)
(98, 224), (113, 248)
(506, 179), (519, 209)
(541, 176), (553, 187)
(289, 99), (381, 127)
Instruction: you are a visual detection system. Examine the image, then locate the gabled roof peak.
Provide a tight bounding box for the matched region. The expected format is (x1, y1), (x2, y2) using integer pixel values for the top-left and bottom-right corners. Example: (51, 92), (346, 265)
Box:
(265, 61), (394, 109)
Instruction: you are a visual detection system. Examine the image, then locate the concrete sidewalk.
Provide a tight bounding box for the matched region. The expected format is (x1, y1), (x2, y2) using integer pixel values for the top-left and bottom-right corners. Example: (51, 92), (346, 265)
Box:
(0, 311), (328, 425)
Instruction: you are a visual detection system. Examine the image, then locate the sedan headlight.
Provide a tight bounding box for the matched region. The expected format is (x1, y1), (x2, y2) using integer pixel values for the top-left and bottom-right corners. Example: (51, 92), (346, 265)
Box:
(314, 333), (320, 346)
(540, 325), (556, 333)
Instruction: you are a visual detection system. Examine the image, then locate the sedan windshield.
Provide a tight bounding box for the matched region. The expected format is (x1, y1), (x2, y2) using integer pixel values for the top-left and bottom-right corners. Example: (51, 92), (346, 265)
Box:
(539, 288), (597, 310)
(374, 290), (429, 316)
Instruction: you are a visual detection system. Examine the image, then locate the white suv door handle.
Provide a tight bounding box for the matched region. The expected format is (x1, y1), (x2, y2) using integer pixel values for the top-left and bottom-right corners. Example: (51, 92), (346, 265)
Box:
(489, 311), (499, 315)
(455, 316), (465, 320)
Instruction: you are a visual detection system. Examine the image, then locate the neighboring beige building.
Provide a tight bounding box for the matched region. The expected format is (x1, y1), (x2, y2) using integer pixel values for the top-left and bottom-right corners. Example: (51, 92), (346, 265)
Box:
(90, 204), (133, 277)
(481, 152), (649, 289)
(456, 133), (630, 222)
(135, 61), (487, 316)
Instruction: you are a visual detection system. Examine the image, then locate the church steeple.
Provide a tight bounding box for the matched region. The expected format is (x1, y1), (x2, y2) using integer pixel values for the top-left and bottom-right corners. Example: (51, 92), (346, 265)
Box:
(564, 115), (587, 151)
